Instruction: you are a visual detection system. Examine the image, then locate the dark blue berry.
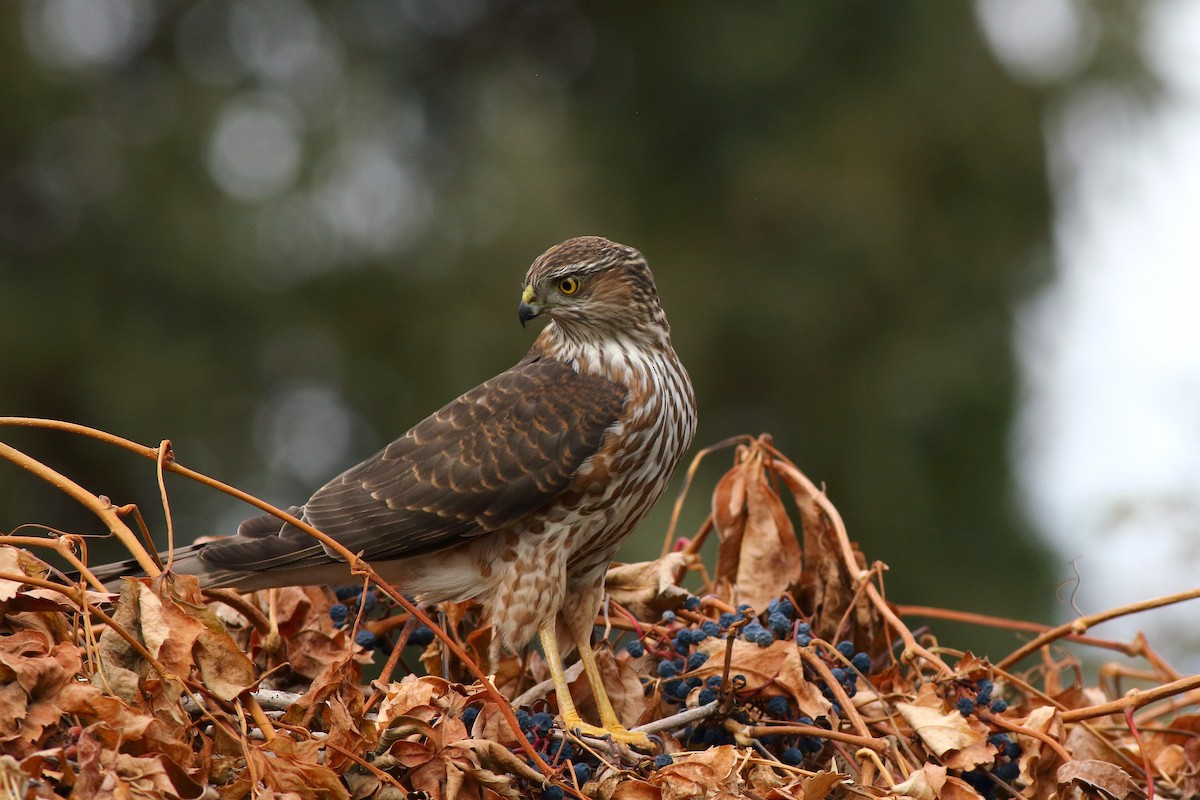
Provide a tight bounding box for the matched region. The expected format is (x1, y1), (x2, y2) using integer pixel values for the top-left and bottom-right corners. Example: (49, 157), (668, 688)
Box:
(990, 699), (1008, 713)
(796, 633), (813, 647)
(625, 640), (645, 658)
(705, 727), (733, 746)
(766, 696), (791, 717)
(661, 610), (676, 623)
(767, 597), (790, 616)
(572, 762), (592, 784)
(706, 676), (723, 688)
(796, 621), (811, 636)
(700, 620), (721, 637)
(657, 660), (678, 678)
(354, 629), (376, 648)
(835, 641), (854, 659)
(802, 735), (824, 753)
(553, 743), (575, 763)
(359, 591), (377, 614)
(652, 753), (673, 768)
(408, 625), (434, 647)
(768, 612), (792, 637)
(334, 586), (361, 601)
(780, 747), (804, 766)
(830, 667), (846, 683)
(663, 679), (688, 700)
(516, 709), (532, 731)
(718, 612), (737, 628)
(686, 652), (709, 671)
(988, 733), (1009, 748)
(994, 761), (1019, 782)
(690, 628), (709, 643)
(531, 712), (553, 733)
(797, 715), (814, 726)
(329, 603), (349, 627)
(673, 635), (691, 654)
(956, 697), (975, 716)
(1005, 740), (1022, 759)
(851, 652), (872, 673)
(542, 786), (564, 800)
(737, 603), (755, 618)
(461, 706), (479, 730)
(698, 688), (717, 705)
(683, 596), (701, 611)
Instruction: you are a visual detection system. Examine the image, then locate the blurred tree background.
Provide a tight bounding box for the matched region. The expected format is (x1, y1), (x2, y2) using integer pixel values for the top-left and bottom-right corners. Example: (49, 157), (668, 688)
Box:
(0, 1), (1147, 653)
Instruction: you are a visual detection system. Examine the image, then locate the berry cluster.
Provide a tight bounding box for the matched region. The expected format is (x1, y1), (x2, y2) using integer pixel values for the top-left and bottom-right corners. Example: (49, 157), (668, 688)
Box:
(616, 592), (882, 765)
(483, 705), (599, 799)
(961, 733), (1023, 799)
(327, 586), (435, 653)
(956, 678), (1008, 717)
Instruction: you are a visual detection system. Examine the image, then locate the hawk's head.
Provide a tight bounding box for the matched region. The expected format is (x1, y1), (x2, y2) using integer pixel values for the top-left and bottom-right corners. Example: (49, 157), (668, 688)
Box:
(518, 236), (666, 336)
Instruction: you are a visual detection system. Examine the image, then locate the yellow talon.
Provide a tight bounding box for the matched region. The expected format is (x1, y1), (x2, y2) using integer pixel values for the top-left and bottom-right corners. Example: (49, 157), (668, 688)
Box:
(538, 626), (653, 750)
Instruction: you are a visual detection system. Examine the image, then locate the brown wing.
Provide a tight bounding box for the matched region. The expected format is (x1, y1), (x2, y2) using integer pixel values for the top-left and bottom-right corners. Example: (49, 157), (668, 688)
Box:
(195, 356), (627, 575)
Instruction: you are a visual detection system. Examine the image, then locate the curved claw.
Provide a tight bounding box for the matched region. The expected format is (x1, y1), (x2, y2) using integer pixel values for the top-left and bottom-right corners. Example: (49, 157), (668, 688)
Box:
(565, 718), (653, 749)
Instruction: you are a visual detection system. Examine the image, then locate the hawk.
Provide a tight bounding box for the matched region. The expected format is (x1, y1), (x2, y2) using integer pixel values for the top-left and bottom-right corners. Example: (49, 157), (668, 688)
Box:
(94, 236), (697, 744)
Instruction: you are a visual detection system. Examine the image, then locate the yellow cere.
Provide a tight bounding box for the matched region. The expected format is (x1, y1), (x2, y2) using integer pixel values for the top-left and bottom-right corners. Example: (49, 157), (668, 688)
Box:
(522, 284), (537, 304)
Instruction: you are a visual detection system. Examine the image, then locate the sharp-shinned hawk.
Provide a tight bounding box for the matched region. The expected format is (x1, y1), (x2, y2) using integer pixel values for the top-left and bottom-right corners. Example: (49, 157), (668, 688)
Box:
(95, 236), (697, 743)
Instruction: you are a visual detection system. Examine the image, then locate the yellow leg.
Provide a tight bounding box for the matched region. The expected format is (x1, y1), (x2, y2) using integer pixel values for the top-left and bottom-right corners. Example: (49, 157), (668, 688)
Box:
(537, 627), (650, 747)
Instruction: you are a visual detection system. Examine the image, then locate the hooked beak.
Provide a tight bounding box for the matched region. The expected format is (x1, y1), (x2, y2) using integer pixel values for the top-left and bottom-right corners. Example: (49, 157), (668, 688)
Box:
(518, 284), (541, 328)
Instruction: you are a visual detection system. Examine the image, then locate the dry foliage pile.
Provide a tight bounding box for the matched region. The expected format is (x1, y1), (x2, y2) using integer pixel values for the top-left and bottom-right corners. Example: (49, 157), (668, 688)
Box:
(3, 419), (1200, 800)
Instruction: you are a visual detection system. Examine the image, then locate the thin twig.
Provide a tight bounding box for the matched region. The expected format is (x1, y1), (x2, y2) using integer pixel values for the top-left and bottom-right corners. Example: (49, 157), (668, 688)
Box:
(1060, 674), (1200, 723)
(998, 587), (1200, 670)
(660, 435), (751, 558)
(0, 439), (161, 577)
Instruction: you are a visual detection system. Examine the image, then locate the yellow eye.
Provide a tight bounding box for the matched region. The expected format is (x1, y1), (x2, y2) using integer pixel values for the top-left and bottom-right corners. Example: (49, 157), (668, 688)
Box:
(558, 276), (581, 295)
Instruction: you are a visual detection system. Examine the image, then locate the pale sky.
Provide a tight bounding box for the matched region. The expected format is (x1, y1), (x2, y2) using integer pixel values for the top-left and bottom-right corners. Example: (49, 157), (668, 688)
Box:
(980, 0), (1200, 664)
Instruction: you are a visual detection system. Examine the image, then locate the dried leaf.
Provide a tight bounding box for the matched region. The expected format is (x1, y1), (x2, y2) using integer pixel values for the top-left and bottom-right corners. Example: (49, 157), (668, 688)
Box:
(711, 442), (803, 612)
(1056, 760), (1144, 800)
(890, 763), (945, 800)
(0, 546), (45, 602)
(896, 700), (986, 758)
(1014, 705), (1061, 785)
(604, 552), (694, 620)
(694, 639), (832, 719)
(608, 779), (661, 800)
(647, 747), (740, 800)
(800, 769), (849, 800)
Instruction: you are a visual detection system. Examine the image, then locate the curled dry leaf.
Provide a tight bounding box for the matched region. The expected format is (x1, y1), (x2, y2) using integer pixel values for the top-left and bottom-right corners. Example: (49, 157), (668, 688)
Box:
(896, 698), (987, 760)
(0, 545), (45, 601)
(711, 441), (802, 613)
(1014, 705), (1061, 786)
(694, 638), (832, 719)
(649, 746), (741, 800)
(605, 551), (695, 620)
(890, 763), (946, 800)
(0, 630), (80, 757)
(283, 655), (376, 772)
(1055, 760), (1145, 800)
